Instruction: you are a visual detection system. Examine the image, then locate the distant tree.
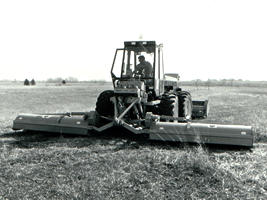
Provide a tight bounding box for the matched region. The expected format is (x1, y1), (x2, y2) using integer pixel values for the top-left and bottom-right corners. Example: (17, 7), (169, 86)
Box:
(46, 77), (63, 83)
(206, 79), (211, 90)
(62, 80), (66, 84)
(66, 76), (78, 82)
(30, 79), (36, 85)
(46, 77), (79, 83)
(194, 79), (201, 89)
(89, 79), (107, 83)
(229, 79), (234, 87)
(24, 79), (30, 86)
(221, 79), (227, 86)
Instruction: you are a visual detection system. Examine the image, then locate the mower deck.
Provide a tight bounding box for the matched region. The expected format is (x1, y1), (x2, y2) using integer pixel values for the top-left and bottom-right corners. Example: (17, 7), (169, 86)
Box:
(13, 112), (254, 147)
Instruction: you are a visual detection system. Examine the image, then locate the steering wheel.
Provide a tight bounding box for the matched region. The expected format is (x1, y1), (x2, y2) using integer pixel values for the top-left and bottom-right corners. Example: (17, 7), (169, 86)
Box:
(133, 69), (145, 78)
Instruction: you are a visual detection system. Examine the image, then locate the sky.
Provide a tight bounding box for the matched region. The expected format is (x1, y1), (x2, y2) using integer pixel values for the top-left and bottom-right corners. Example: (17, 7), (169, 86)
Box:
(0, 0), (266, 81)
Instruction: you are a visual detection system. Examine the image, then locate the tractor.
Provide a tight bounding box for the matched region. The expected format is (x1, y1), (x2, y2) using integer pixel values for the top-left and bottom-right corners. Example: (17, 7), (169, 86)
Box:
(13, 41), (253, 147)
(95, 41), (206, 126)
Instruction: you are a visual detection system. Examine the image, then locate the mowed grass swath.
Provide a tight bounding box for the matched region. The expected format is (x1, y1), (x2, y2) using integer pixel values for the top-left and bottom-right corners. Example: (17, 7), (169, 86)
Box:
(0, 82), (266, 199)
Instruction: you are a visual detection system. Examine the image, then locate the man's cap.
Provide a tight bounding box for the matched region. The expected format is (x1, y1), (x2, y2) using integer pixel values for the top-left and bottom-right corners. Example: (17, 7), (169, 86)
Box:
(138, 55), (145, 60)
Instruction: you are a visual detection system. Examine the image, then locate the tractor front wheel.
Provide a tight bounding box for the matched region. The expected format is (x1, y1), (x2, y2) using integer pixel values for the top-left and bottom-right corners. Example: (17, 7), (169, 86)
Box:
(95, 90), (114, 117)
(158, 94), (178, 121)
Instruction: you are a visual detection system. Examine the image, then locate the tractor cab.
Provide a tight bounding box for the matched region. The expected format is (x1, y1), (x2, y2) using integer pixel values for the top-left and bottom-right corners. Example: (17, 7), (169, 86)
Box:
(111, 41), (165, 97)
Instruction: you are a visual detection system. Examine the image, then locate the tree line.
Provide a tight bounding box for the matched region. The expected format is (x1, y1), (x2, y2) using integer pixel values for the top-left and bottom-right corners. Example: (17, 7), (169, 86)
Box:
(46, 77), (79, 83)
(180, 79), (267, 88)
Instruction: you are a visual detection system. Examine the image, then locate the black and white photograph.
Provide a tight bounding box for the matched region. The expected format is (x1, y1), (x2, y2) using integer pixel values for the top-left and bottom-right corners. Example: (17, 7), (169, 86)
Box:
(0, 0), (266, 199)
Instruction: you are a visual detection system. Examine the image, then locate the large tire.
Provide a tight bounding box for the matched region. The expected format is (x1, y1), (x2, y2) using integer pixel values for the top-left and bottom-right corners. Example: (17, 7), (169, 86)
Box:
(178, 92), (192, 119)
(158, 94), (178, 119)
(95, 90), (114, 117)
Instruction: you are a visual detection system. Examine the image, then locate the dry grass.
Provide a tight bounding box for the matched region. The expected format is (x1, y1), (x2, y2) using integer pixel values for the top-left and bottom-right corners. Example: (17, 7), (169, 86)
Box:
(0, 82), (266, 199)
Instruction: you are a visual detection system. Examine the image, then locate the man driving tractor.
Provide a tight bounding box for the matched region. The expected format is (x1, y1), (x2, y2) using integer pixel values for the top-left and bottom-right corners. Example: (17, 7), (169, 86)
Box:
(133, 55), (153, 78)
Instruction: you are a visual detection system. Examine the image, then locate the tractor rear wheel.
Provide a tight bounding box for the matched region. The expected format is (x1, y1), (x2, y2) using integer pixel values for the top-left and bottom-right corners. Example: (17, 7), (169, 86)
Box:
(95, 90), (114, 117)
(178, 92), (192, 119)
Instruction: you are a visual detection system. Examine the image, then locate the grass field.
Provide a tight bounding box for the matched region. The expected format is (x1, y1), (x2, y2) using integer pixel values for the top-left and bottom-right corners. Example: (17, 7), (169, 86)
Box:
(0, 82), (266, 199)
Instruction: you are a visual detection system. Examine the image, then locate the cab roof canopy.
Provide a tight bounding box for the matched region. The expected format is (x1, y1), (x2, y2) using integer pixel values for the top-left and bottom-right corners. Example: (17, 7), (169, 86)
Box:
(124, 41), (156, 53)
